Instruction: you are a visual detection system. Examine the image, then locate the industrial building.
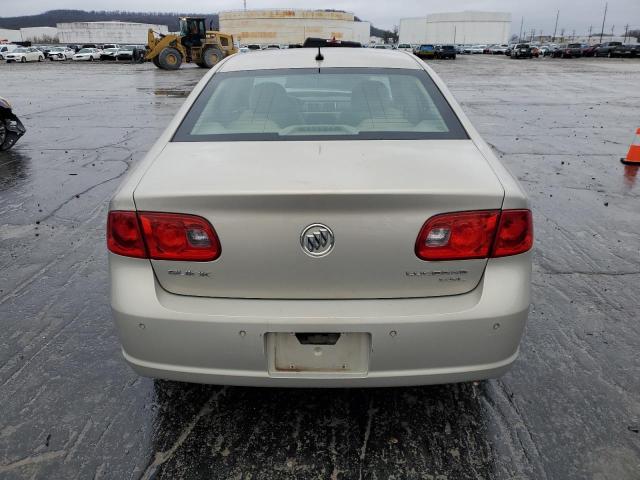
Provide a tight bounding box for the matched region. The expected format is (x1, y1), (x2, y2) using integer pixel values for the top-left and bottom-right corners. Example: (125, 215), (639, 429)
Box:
(219, 9), (370, 46)
(0, 27), (59, 43)
(399, 11), (511, 45)
(57, 21), (169, 45)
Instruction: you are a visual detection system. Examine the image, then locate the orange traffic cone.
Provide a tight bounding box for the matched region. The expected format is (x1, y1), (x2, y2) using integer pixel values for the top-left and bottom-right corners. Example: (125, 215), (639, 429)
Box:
(621, 128), (640, 165)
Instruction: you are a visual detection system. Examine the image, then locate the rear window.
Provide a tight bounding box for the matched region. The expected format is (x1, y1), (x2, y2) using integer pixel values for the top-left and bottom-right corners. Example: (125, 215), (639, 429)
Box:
(173, 68), (468, 142)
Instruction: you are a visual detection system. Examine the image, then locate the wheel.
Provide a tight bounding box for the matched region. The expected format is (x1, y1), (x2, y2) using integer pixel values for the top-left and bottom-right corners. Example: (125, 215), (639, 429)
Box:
(200, 47), (223, 68)
(157, 48), (182, 70)
(38, 56), (43, 62)
(0, 120), (21, 151)
(21, 57), (26, 63)
(89, 56), (94, 61)
(152, 56), (161, 68)
(607, 51), (612, 58)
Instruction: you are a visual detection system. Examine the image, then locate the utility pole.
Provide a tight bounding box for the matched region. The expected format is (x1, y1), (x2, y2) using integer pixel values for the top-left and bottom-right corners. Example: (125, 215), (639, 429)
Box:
(588, 25), (593, 42)
(624, 24), (629, 42)
(572, 29), (576, 41)
(552, 10), (559, 42)
(599, 2), (608, 43)
(518, 16), (524, 42)
(453, 25), (457, 44)
(243, 0), (247, 11)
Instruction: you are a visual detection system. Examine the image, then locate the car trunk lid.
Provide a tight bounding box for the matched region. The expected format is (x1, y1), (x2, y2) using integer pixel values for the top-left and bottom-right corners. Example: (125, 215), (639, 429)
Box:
(133, 140), (504, 299)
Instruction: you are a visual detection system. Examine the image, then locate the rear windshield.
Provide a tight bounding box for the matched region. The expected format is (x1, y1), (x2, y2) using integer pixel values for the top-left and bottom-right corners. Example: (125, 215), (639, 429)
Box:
(173, 68), (468, 142)
(441, 46), (455, 50)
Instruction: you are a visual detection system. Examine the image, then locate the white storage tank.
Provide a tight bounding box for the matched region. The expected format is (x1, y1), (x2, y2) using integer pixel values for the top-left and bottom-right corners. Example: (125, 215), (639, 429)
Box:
(57, 22), (169, 44)
(399, 11), (511, 45)
(219, 9), (370, 46)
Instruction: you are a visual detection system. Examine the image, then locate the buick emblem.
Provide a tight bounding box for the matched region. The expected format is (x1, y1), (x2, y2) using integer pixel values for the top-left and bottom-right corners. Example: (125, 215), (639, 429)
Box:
(300, 224), (335, 257)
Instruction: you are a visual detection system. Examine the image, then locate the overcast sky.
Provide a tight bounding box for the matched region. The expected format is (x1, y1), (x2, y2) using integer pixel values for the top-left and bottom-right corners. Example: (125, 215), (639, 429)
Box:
(5, 0), (640, 35)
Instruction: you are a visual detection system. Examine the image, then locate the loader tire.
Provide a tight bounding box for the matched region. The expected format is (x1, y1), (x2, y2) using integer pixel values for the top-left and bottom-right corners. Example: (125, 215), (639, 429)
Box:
(158, 48), (182, 70)
(152, 56), (161, 68)
(200, 47), (223, 68)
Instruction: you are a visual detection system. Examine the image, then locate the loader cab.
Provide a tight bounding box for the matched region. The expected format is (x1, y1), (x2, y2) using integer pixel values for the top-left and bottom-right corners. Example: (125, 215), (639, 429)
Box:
(180, 17), (206, 48)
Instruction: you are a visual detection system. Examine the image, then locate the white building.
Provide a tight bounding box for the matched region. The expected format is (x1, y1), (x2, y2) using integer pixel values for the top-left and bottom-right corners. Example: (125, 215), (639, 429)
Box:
(57, 21), (169, 44)
(20, 27), (59, 42)
(0, 28), (23, 43)
(399, 11), (511, 45)
(219, 9), (370, 46)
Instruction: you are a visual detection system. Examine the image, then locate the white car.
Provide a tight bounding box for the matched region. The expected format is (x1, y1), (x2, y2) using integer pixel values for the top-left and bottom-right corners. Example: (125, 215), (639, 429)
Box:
(489, 44), (509, 54)
(397, 43), (413, 52)
(108, 48), (533, 387)
(469, 45), (487, 54)
(0, 44), (19, 60)
(100, 48), (120, 60)
(5, 47), (45, 63)
(48, 46), (75, 61)
(72, 48), (101, 61)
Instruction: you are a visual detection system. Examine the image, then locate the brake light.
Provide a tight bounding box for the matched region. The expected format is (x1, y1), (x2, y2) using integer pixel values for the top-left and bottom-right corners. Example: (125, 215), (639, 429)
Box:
(415, 209), (533, 261)
(138, 212), (221, 261)
(107, 211), (220, 261)
(491, 209), (533, 258)
(416, 210), (500, 261)
(107, 211), (146, 258)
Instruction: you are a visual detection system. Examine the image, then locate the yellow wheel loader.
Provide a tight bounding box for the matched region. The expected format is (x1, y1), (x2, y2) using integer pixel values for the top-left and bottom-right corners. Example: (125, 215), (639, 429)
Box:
(146, 17), (237, 70)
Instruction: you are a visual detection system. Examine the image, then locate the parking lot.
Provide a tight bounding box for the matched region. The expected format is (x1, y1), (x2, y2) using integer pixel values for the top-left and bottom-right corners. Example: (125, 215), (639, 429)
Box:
(1, 54), (639, 479)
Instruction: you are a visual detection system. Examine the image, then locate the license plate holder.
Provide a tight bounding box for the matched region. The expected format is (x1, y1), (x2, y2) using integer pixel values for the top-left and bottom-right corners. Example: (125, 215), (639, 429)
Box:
(267, 332), (371, 376)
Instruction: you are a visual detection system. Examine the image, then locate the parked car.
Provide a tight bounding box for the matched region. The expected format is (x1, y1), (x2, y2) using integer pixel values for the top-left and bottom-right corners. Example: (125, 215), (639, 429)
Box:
(511, 44), (533, 59)
(102, 44), (119, 50)
(530, 46), (540, 58)
(33, 45), (53, 57)
(264, 44), (281, 50)
(489, 44), (509, 54)
(469, 45), (487, 54)
(47, 46), (75, 61)
(582, 44), (601, 57)
(397, 43), (413, 52)
(100, 48), (121, 61)
(5, 47), (45, 63)
(373, 44), (393, 50)
(246, 44), (261, 51)
(611, 43), (639, 58)
(107, 48), (533, 387)
(554, 43), (584, 58)
(435, 45), (456, 59)
(414, 44), (436, 59)
(595, 42), (623, 57)
(116, 45), (144, 62)
(0, 44), (19, 60)
(72, 48), (101, 61)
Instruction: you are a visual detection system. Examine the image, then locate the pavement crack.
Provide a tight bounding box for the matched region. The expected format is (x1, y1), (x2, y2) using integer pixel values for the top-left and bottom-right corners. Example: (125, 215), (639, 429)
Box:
(139, 386), (228, 480)
(357, 398), (377, 480)
(0, 450), (67, 473)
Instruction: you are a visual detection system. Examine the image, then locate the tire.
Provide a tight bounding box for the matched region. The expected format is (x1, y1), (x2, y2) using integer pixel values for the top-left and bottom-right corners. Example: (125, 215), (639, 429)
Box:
(152, 56), (161, 68)
(607, 51), (612, 58)
(0, 120), (20, 151)
(38, 56), (43, 62)
(157, 47), (182, 70)
(89, 56), (94, 61)
(200, 47), (223, 68)
(20, 57), (26, 63)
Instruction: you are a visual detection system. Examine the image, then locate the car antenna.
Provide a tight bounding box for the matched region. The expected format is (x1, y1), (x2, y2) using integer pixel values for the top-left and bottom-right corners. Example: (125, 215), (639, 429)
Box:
(315, 46), (324, 61)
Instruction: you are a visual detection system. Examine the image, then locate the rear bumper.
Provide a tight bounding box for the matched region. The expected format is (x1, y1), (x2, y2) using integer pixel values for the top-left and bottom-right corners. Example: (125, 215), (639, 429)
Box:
(110, 253), (531, 387)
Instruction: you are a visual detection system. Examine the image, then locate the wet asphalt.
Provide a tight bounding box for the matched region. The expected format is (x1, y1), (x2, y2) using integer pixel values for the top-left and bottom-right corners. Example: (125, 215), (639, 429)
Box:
(0, 55), (639, 479)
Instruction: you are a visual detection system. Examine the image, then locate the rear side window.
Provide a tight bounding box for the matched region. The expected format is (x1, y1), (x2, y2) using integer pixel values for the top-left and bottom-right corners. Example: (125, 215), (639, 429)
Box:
(173, 68), (468, 141)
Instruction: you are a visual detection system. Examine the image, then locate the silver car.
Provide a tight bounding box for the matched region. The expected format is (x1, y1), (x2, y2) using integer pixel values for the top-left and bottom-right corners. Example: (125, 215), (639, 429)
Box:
(108, 48), (533, 387)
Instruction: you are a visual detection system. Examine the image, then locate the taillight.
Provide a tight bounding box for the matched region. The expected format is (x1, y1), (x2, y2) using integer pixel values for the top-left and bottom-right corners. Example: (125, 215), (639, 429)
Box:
(107, 211), (146, 258)
(491, 209), (533, 258)
(415, 209), (532, 261)
(107, 211), (220, 261)
(138, 212), (220, 261)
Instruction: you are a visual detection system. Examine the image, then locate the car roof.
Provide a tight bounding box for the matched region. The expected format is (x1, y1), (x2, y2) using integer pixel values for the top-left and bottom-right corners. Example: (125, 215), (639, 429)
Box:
(219, 48), (422, 72)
